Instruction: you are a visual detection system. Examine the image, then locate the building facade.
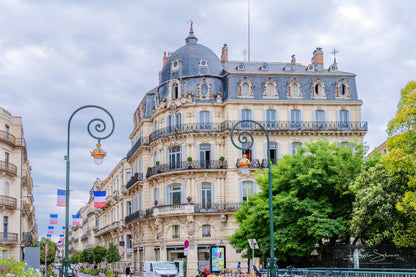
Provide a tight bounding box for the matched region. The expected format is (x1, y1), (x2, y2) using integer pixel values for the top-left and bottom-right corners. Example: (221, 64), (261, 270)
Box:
(0, 107), (37, 260)
(72, 28), (367, 275)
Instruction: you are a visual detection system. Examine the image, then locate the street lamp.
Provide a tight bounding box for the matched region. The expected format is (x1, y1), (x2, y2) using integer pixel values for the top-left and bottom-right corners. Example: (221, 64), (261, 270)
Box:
(230, 120), (278, 277)
(63, 105), (115, 277)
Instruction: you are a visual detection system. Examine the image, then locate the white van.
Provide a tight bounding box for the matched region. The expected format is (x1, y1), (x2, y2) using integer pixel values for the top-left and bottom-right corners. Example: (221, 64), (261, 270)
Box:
(143, 261), (179, 277)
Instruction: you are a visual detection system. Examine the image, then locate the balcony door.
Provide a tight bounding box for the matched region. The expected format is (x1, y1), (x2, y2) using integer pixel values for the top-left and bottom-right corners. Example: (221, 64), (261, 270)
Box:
(199, 144), (211, 168)
(169, 146), (181, 169)
(167, 113), (182, 134)
(198, 111), (212, 131)
(200, 182), (213, 211)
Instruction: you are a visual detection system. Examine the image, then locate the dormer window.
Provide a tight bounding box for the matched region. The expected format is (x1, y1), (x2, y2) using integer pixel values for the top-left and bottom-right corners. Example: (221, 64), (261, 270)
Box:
(335, 79), (351, 99)
(311, 78), (326, 99)
(172, 83), (179, 99)
(201, 84), (208, 97)
(238, 77), (253, 98)
(169, 79), (182, 100)
(263, 78), (278, 97)
(197, 79), (212, 99)
(171, 59), (181, 72)
(287, 78), (302, 98)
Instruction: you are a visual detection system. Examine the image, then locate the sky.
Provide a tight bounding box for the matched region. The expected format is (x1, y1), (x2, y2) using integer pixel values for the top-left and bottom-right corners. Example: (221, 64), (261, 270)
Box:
(1, 0), (415, 239)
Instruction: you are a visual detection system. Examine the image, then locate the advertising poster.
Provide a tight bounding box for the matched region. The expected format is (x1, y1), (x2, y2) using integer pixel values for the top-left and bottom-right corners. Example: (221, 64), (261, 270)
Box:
(210, 246), (226, 272)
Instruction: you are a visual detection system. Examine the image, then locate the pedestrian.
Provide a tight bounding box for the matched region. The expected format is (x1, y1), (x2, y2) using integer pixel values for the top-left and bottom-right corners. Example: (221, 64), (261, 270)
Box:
(237, 262), (241, 273)
(125, 263), (131, 277)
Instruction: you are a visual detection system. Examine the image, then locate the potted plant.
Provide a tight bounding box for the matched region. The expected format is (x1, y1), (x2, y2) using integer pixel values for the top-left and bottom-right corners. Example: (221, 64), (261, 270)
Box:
(219, 156), (225, 168)
(187, 157), (192, 169)
(156, 161), (160, 166)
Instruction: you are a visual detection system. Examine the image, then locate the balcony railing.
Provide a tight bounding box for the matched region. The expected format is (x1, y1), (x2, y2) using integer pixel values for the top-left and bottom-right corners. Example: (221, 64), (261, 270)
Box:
(0, 130), (16, 146)
(146, 159), (227, 178)
(194, 202), (241, 213)
(21, 232), (33, 246)
(125, 210), (143, 224)
(81, 234), (88, 241)
(74, 238), (79, 243)
(0, 232), (18, 244)
(127, 120), (367, 161)
(126, 173), (144, 190)
(0, 195), (17, 209)
(0, 161), (17, 176)
(95, 221), (120, 236)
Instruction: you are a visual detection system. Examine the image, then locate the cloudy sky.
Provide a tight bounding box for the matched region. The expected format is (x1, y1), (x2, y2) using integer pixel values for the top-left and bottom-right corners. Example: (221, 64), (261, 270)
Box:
(1, 0), (415, 239)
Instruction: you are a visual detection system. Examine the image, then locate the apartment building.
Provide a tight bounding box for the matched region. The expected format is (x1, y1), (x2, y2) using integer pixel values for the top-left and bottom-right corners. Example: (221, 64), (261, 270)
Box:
(0, 107), (37, 260)
(71, 27), (367, 275)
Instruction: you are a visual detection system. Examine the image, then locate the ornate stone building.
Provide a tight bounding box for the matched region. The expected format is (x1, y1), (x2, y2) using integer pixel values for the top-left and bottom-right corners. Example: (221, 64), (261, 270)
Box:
(0, 107), (37, 260)
(72, 27), (367, 275)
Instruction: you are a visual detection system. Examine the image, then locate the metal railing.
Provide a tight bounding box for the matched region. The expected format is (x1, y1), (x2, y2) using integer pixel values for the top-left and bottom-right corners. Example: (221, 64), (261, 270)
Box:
(127, 120), (367, 161)
(0, 195), (17, 209)
(195, 202), (241, 213)
(125, 210), (143, 224)
(0, 232), (18, 243)
(278, 268), (416, 277)
(146, 159), (228, 178)
(0, 161), (17, 176)
(80, 234), (88, 241)
(126, 173), (144, 189)
(0, 130), (16, 146)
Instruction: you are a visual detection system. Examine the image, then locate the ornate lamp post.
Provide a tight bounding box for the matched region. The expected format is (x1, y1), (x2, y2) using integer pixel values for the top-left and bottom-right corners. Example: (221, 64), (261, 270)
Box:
(230, 120), (278, 277)
(63, 105), (114, 277)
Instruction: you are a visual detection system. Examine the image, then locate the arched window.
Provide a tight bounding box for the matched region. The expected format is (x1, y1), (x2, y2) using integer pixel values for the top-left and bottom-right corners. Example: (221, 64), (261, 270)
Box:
(238, 78), (253, 97)
(202, 225), (211, 237)
(340, 84), (346, 96)
(201, 84), (208, 97)
(172, 83), (179, 99)
(288, 78), (302, 98)
(242, 83), (250, 96)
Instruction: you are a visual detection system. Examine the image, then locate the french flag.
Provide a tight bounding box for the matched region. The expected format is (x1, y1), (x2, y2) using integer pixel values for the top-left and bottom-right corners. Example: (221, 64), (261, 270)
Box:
(62, 226), (65, 234)
(60, 234), (64, 240)
(94, 191), (106, 207)
(72, 215), (80, 225)
(57, 189), (66, 207)
(50, 214), (58, 224)
(48, 226), (54, 234)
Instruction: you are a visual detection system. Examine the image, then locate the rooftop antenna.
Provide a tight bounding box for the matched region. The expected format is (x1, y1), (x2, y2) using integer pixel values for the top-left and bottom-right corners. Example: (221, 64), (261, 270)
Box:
(248, 0), (251, 61)
(330, 48), (340, 63)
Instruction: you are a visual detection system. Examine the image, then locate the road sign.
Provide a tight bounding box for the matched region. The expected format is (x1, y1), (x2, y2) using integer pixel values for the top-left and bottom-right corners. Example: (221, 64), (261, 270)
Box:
(184, 240), (189, 248)
(248, 239), (259, 249)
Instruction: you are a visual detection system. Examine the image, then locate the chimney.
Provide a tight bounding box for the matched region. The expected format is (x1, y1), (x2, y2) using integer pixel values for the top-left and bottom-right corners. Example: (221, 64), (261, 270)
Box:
(163, 51), (169, 66)
(221, 44), (228, 63)
(312, 47), (323, 71)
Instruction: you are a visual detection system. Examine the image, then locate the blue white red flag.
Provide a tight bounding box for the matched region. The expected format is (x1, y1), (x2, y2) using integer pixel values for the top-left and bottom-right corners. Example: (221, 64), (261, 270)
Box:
(46, 234), (52, 239)
(57, 189), (66, 207)
(50, 214), (58, 224)
(62, 226), (65, 234)
(94, 191), (106, 207)
(48, 226), (54, 234)
(72, 215), (80, 225)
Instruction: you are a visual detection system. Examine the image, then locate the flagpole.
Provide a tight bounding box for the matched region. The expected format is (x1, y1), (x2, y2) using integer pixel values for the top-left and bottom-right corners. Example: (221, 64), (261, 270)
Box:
(63, 105), (114, 277)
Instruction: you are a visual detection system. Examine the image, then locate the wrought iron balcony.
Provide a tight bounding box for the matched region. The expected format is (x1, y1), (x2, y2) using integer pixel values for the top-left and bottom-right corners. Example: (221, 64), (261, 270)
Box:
(74, 238), (79, 243)
(195, 202), (241, 213)
(0, 130), (16, 146)
(81, 234), (88, 241)
(126, 173), (144, 190)
(126, 120), (367, 161)
(146, 159), (228, 178)
(21, 232), (33, 246)
(0, 195), (17, 209)
(125, 210), (143, 224)
(0, 232), (18, 244)
(0, 161), (17, 176)
(95, 221), (120, 236)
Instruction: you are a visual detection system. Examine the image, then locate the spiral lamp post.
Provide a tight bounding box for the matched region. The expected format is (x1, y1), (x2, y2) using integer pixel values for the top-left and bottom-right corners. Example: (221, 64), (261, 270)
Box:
(230, 120), (278, 277)
(64, 105), (115, 277)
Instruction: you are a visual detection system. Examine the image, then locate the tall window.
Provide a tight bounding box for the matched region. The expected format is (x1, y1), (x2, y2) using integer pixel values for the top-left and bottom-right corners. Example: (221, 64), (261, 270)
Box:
(4, 182), (9, 196)
(127, 234), (132, 249)
(199, 145), (211, 169)
(169, 146), (181, 169)
(292, 142), (302, 155)
(241, 181), (255, 202)
(201, 84), (208, 97)
(241, 109), (253, 129)
(172, 225), (180, 238)
(126, 201), (132, 216)
(167, 113), (182, 134)
(290, 110), (302, 130)
(5, 153), (9, 164)
(5, 125), (9, 140)
(153, 188), (159, 206)
(200, 182), (213, 210)
(198, 111), (211, 131)
(269, 143), (278, 164)
(241, 83), (250, 96)
(314, 110), (327, 130)
(172, 83), (179, 99)
(202, 225), (211, 237)
(265, 109), (277, 129)
(3, 216), (8, 234)
(168, 184), (182, 205)
(339, 110), (350, 129)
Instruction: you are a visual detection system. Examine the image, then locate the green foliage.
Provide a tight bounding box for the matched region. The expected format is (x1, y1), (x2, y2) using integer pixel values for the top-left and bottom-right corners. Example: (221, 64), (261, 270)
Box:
(93, 245), (107, 264)
(106, 243), (121, 264)
(0, 248), (42, 276)
(82, 267), (100, 275)
(229, 138), (365, 264)
(382, 81), (416, 248)
(34, 237), (57, 265)
(350, 163), (408, 245)
(80, 248), (94, 264)
(71, 253), (80, 264)
(105, 269), (116, 277)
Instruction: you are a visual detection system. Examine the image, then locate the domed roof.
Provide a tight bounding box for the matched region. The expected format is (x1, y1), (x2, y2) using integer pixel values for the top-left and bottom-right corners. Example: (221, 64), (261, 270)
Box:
(160, 28), (224, 84)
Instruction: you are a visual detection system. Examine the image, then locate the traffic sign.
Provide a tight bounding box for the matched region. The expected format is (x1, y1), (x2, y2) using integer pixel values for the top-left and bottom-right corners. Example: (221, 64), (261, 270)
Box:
(184, 240), (189, 248)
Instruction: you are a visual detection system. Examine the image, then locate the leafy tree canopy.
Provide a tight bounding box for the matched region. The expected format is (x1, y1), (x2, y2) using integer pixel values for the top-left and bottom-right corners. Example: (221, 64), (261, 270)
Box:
(93, 245), (107, 265)
(34, 237), (57, 265)
(80, 248), (94, 264)
(106, 243), (121, 264)
(229, 138), (365, 264)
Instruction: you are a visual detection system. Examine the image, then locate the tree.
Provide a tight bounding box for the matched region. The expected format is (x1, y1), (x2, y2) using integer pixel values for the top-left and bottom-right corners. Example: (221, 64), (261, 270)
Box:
(93, 245), (107, 265)
(350, 163), (408, 245)
(229, 138), (365, 264)
(80, 248), (94, 264)
(34, 237), (57, 265)
(71, 253), (81, 264)
(106, 243), (121, 264)
(384, 81), (416, 247)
